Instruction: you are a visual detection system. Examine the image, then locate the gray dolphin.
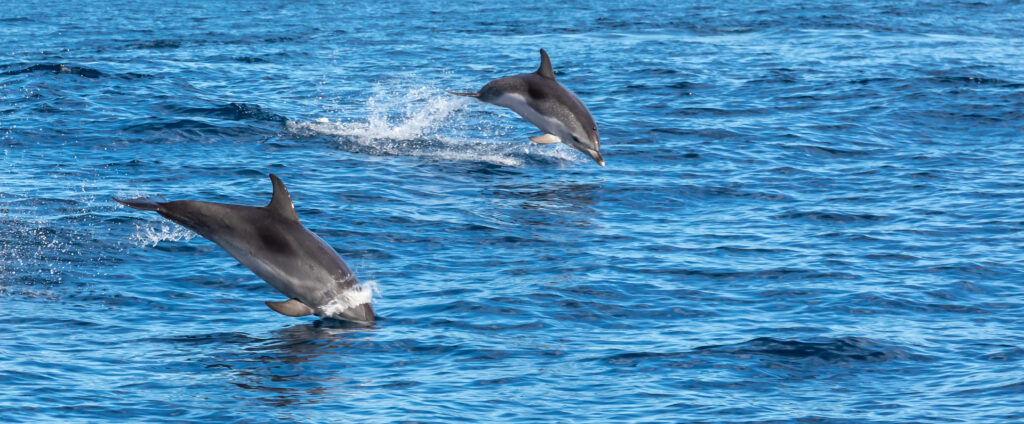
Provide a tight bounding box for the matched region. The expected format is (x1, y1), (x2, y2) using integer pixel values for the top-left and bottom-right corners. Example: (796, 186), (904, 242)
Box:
(113, 174), (375, 325)
(448, 48), (604, 166)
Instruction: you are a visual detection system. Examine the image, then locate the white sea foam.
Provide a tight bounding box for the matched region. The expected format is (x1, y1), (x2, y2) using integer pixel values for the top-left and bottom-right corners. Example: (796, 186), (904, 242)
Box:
(317, 280), (380, 318)
(316, 84), (462, 142)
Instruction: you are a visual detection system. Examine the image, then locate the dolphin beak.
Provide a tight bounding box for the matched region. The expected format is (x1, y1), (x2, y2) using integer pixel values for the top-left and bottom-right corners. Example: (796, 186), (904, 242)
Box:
(589, 150), (605, 167)
(338, 303), (375, 325)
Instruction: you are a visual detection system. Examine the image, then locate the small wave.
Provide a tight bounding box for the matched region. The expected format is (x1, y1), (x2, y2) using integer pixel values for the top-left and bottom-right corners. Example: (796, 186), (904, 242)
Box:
(233, 56), (270, 63)
(926, 75), (1015, 87)
(695, 336), (925, 364)
(171, 102), (287, 123)
(214, 102), (287, 122)
(1, 63), (104, 79)
(600, 336), (928, 368)
(784, 143), (873, 157)
(953, 380), (1024, 397)
(130, 223), (195, 247)
(122, 119), (223, 134)
(773, 210), (892, 224)
(130, 39), (182, 49)
(119, 72), (153, 80)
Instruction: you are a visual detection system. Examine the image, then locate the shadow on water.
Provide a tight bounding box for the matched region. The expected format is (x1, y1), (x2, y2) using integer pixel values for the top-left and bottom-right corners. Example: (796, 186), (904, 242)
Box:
(176, 321), (376, 408)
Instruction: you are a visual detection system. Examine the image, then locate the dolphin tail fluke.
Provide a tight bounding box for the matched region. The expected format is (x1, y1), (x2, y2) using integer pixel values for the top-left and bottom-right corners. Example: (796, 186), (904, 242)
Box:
(445, 90), (480, 98)
(112, 196), (162, 211)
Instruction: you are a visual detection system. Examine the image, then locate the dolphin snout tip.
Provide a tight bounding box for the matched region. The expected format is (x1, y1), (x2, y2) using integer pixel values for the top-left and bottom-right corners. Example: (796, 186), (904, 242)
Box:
(337, 303), (376, 325)
(445, 90), (480, 98)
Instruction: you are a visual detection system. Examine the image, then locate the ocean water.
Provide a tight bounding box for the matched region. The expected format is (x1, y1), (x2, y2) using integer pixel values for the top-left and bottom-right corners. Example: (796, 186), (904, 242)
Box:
(2, 0), (1023, 422)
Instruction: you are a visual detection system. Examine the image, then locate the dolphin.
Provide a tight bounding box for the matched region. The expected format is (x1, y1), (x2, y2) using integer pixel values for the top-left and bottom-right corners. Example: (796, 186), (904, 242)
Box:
(113, 174), (375, 325)
(447, 48), (605, 166)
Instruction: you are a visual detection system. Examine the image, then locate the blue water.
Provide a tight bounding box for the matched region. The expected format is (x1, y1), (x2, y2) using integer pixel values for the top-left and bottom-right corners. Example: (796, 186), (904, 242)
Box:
(2, 0), (1023, 422)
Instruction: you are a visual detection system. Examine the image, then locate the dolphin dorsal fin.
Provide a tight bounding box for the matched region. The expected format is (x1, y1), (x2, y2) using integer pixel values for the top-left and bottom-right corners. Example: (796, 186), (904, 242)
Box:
(536, 49), (555, 80)
(266, 174), (300, 222)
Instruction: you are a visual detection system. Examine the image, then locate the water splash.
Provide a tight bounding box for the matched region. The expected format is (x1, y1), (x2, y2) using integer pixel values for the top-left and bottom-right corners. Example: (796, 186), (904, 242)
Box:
(0, 219), (73, 288)
(0, 152), (88, 289)
(317, 280), (380, 318)
(130, 223), (196, 247)
(313, 84), (463, 142)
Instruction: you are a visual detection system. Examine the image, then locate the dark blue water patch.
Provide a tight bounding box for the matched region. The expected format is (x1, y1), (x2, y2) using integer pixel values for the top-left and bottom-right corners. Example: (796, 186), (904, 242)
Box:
(118, 115), (281, 141)
(598, 336), (931, 375)
(122, 119), (236, 134)
(119, 72), (155, 80)
(232, 56), (271, 64)
(141, 332), (264, 347)
(825, 292), (996, 316)
(952, 381), (1024, 397)
(159, 102), (289, 123)
(980, 346), (1024, 362)
(129, 39), (183, 49)
(1, 63), (104, 79)
(773, 210), (894, 224)
(698, 336), (930, 364)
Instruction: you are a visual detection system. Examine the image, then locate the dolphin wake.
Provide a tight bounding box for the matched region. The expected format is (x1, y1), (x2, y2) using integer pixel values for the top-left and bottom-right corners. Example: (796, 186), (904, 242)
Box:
(286, 81), (584, 166)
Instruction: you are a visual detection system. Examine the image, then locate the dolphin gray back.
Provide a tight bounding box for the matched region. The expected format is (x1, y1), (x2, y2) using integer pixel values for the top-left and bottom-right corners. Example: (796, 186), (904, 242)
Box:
(115, 175), (300, 247)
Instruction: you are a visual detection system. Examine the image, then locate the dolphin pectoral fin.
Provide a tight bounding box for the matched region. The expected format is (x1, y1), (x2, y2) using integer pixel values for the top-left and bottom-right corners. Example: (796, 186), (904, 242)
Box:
(265, 298), (315, 317)
(529, 134), (562, 144)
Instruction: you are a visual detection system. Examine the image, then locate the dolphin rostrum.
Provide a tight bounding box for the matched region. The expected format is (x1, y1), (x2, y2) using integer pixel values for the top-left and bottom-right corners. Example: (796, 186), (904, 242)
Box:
(447, 48), (605, 166)
(113, 174), (375, 324)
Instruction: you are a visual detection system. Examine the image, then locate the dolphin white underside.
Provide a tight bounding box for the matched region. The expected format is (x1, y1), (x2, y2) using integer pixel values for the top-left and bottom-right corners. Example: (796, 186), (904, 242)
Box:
(212, 235), (367, 318)
(491, 93), (574, 143)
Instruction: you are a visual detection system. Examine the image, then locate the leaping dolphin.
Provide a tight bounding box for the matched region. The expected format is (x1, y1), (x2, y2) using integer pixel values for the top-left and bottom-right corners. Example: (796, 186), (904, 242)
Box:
(447, 48), (605, 166)
(113, 174), (375, 325)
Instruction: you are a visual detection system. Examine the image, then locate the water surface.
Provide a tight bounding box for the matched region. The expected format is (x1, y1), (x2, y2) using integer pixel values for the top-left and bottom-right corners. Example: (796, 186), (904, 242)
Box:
(2, 0), (1023, 422)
